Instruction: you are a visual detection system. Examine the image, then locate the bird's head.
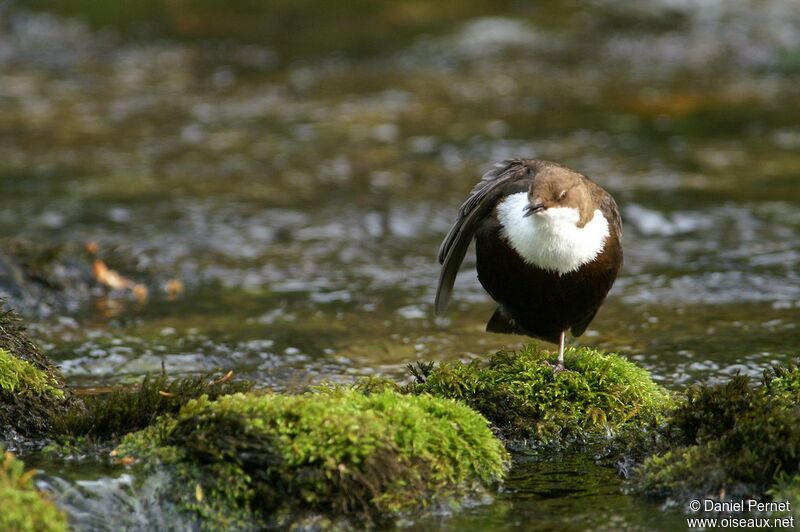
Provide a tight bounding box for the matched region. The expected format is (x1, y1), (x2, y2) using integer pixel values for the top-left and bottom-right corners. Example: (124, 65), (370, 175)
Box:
(523, 167), (593, 226)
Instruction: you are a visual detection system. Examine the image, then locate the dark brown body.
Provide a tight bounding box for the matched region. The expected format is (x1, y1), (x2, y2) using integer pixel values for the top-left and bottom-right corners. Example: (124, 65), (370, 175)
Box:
(475, 210), (622, 343)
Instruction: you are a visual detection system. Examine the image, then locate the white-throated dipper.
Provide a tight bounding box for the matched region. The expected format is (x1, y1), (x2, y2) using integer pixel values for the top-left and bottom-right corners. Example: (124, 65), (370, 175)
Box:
(435, 159), (623, 371)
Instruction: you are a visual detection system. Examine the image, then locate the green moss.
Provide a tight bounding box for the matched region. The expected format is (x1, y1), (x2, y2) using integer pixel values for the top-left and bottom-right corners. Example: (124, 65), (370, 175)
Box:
(119, 388), (508, 529)
(350, 376), (403, 395)
(0, 349), (64, 399)
(762, 360), (800, 397)
(629, 362), (800, 504)
(410, 345), (673, 443)
(0, 449), (68, 532)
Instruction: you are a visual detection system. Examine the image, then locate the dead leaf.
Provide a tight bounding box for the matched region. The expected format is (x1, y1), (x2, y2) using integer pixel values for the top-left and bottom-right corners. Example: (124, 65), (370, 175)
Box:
(132, 284), (149, 303)
(93, 259), (135, 291)
(208, 370), (234, 386)
(165, 279), (184, 300)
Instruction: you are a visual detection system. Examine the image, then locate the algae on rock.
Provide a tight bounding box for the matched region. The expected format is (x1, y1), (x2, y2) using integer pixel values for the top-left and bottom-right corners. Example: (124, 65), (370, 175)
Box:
(0, 449), (68, 532)
(409, 345), (673, 443)
(118, 388), (508, 529)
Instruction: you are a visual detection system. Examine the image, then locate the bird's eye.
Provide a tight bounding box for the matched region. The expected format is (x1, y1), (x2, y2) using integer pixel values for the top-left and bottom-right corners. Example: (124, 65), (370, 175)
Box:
(558, 190), (567, 200)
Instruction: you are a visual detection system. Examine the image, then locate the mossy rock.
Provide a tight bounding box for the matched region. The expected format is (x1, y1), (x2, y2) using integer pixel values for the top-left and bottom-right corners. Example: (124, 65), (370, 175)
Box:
(0, 449), (68, 532)
(629, 360), (800, 510)
(51, 372), (253, 442)
(0, 301), (63, 373)
(409, 345), (673, 444)
(118, 388), (508, 529)
(0, 302), (72, 441)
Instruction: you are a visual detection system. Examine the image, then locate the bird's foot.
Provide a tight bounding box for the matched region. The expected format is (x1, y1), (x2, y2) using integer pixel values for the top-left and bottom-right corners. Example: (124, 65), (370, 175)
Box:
(544, 360), (568, 373)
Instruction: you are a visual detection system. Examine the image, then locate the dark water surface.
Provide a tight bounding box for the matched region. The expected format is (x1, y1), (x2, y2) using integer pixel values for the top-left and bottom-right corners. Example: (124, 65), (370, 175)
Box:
(2, 1), (799, 529)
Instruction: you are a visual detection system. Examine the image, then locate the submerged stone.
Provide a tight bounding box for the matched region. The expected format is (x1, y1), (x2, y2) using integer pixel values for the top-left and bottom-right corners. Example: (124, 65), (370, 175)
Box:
(0, 449), (68, 532)
(118, 388), (508, 529)
(409, 345), (673, 444)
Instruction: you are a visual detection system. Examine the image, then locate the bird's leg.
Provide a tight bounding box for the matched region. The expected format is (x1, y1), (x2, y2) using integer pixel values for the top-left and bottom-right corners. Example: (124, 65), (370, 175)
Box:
(553, 331), (567, 372)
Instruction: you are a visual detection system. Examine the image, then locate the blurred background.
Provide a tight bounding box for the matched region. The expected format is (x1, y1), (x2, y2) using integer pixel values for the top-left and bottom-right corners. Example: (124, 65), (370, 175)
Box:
(1, 0), (799, 390)
(2, 1), (800, 529)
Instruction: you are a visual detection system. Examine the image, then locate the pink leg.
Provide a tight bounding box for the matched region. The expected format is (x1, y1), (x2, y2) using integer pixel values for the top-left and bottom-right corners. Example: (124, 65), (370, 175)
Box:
(555, 331), (566, 372)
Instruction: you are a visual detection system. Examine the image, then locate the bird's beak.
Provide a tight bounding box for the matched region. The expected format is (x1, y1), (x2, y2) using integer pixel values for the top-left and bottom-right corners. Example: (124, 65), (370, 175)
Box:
(523, 202), (544, 217)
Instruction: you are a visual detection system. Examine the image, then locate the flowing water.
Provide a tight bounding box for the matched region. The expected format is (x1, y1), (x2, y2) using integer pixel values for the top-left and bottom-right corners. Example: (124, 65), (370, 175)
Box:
(2, 1), (799, 529)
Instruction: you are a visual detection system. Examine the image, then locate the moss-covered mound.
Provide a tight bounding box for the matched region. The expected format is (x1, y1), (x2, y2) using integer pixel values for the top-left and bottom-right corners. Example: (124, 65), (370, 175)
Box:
(0, 303), (71, 440)
(0, 449), (68, 532)
(409, 345), (672, 443)
(118, 388), (508, 529)
(629, 361), (800, 509)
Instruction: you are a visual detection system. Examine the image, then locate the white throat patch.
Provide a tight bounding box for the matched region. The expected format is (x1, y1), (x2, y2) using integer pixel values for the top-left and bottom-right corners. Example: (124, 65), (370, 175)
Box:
(497, 192), (609, 275)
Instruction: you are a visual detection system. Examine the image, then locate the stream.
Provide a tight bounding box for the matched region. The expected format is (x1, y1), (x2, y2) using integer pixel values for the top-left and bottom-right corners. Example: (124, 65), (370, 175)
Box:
(2, 1), (799, 529)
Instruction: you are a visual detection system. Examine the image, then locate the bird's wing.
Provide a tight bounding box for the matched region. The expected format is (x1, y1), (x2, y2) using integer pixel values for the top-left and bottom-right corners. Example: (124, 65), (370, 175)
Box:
(599, 191), (623, 239)
(434, 159), (533, 315)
